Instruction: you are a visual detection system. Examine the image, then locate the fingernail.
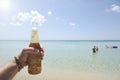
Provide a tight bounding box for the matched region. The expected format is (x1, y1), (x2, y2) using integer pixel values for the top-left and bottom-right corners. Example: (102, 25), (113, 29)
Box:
(34, 48), (39, 52)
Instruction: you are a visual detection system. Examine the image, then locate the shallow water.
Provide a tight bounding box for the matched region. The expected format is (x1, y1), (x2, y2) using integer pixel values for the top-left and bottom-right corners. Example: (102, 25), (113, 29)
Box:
(0, 40), (120, 74)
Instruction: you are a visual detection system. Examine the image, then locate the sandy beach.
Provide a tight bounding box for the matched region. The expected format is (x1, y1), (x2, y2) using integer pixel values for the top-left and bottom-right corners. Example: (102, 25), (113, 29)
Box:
(13, 67), (120, 80)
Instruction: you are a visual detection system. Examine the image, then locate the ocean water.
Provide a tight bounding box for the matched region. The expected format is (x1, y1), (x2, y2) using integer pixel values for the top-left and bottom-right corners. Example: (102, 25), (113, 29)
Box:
(0, 40), (120, 74)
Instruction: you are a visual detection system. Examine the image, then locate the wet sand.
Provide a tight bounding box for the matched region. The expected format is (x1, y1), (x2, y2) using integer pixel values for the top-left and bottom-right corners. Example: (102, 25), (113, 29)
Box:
(13, 67), (120, 80)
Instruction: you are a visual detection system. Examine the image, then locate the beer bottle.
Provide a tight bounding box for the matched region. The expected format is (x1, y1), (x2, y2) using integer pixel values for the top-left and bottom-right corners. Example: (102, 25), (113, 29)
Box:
(28, 25), (42, 74)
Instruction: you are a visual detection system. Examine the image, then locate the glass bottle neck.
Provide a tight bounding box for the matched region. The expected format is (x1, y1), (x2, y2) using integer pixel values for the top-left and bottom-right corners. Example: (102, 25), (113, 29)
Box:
(31, 27), (39, 43)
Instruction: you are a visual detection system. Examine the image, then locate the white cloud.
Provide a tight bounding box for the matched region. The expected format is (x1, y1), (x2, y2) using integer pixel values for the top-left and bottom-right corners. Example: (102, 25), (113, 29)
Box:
(47, 11), (52, 15)
(106, 4), (120, 13)
(31, 10), (40, 16)
(17, 12), (31, 22)
(69, 22), (76, 27)
(31, 14), (46, 26)
(111, 4), (120, 12)
(10, 10), (46, 26)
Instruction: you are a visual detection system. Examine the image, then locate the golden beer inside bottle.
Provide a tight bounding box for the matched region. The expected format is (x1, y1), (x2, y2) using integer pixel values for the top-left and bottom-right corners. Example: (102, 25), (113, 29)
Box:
(28, 26), (42, 74)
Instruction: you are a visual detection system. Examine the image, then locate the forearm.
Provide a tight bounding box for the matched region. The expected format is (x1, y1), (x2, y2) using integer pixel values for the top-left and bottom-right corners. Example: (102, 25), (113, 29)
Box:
(0, 58), (18, 80)
(0, 47), (44, 80)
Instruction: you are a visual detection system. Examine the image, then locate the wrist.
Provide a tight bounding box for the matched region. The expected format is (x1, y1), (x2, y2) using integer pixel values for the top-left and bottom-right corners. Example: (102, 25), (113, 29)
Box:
(14, 56), (23, 71)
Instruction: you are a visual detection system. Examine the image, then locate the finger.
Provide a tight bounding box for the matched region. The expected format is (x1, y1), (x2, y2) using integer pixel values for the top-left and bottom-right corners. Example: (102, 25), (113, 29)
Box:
(34, 48), (40, 55)
(23, 47), (35, 51)
(38, 50), (44, 60)
(23, 47), (39, 54)
(40, 44), (44, 52)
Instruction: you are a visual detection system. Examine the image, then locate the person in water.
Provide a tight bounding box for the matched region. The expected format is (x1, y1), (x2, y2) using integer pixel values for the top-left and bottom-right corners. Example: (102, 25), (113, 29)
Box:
(105, 45), (118, 48)
(92, 46), (96, 53)
(96, 46), (99, 52)
(0, 47), (44, 80)
(92, 46), (98, 53)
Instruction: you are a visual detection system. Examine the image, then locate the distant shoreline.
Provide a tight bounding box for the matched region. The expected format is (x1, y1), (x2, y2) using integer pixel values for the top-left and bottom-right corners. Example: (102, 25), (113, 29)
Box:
(0, 40), (120, 42)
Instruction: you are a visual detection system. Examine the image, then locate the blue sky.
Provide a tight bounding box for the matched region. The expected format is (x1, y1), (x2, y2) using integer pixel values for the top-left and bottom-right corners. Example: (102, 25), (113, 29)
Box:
(0, 0), (120, 40)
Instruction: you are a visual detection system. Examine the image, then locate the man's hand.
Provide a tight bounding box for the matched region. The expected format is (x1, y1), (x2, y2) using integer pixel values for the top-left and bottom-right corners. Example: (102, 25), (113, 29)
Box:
(17, 47), (44, 67)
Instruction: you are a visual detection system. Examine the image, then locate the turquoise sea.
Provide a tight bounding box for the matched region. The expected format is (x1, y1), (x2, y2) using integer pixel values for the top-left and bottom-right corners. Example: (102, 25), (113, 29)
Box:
(0, 40), (120, 79)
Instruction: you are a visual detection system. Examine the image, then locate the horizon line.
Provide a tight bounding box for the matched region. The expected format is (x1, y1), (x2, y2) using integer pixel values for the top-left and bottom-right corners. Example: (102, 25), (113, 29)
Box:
(0, 39), (120, 41)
